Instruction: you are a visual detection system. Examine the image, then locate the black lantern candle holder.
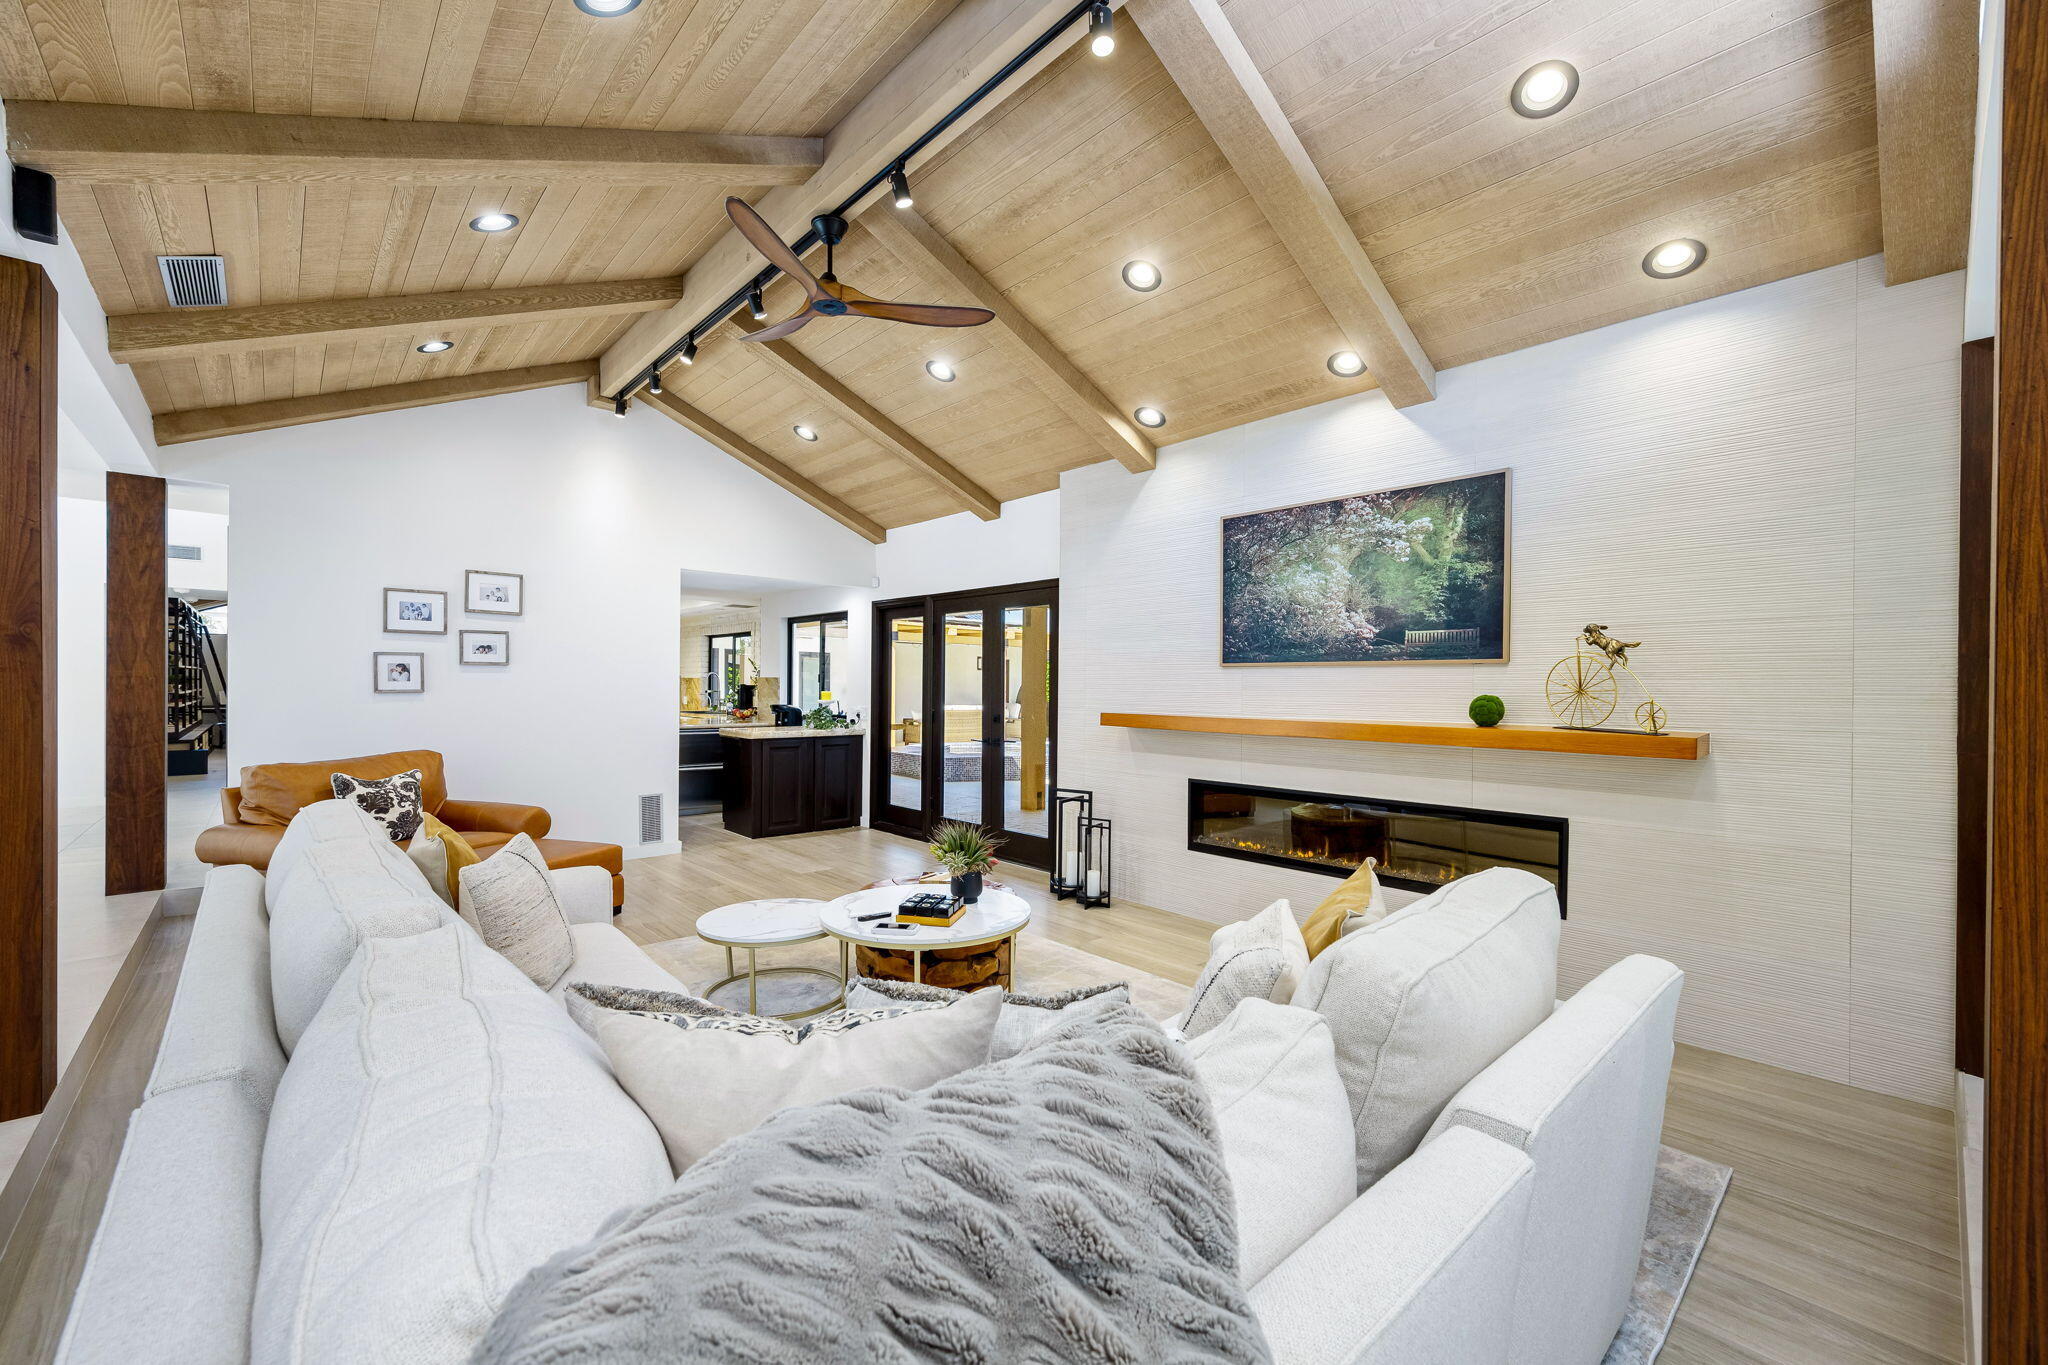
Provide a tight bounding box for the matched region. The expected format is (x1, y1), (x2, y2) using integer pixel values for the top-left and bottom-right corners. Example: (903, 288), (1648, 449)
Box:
(1077, 815), (1113, 908)
(1051, 788), (1093, 900)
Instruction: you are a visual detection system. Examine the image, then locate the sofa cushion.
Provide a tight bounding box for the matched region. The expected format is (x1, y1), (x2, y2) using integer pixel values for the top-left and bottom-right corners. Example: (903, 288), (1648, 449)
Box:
(263, 797), (419, 912)
(570, 982), (1001, 1170)
(1181, 899), (1310, 1039)
(267, 817), (451, 1052)
(1289, 867), (1559, 1190)
(472, 1007), (1270, 1365)
(254, 924), (671, 1365)
(329, 767), (426, 842)
(457, 832), (575, 990)
(846, 975), (1131, 1059)
(237, 748), (447, 827)
(145, 864), (285, 1111)
(56, 1078), (266, 1365)
(1184, 999), (1355, 1284)
(551, 923), (690, 1004)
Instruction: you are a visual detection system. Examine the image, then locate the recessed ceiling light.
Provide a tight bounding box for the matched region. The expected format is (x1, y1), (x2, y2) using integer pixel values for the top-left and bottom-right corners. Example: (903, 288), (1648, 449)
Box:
(1121, 260), (1161, 292)
(1327, 350), (1366, 377)
(793, 424), (818, 441)
(415, 339), (453, 353)
(468, 212), (519, 233)
(572, 0), (641, 15)
(1132, 406), (1166, 428)
(1510, 61), (1578, 118)
(1642, 238), (1707, 279)
(925, 359), (955, 382)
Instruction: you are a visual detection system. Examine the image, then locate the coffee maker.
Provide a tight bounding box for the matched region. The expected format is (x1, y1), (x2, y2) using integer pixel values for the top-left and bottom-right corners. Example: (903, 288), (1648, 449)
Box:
(769, 703), (804, 727)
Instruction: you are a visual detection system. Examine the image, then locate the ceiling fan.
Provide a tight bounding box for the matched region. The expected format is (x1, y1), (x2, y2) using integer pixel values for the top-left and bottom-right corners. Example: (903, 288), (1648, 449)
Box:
(724, 197), (994, 342)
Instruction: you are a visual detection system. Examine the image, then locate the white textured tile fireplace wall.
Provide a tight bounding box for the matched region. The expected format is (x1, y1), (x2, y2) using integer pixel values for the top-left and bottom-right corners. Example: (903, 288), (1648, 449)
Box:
(1060, 257), (1963, 1107)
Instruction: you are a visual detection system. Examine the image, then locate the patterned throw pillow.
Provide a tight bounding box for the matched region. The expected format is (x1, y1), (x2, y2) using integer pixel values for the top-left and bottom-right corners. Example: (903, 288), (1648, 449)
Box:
(329, 768), (425, 843)
(566, 982), (1002, 1170)
(846, 976), (1131, 1059)
(1178, 899), (1311, 1039)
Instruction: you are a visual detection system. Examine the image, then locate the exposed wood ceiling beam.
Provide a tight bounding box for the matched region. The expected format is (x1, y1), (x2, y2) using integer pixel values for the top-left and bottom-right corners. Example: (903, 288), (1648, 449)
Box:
(642, 391), (887, 544)
(4, 103), (821, 187)
(733, 317), (1001, 520)
(1870, 0), (1979, 284)
(599, 0), (1124, 395)
(861, 207), (1155, 473)
(152, 361), (595, 445)
(108, 278), (686, 363)
(1125, 0), (1436, 408)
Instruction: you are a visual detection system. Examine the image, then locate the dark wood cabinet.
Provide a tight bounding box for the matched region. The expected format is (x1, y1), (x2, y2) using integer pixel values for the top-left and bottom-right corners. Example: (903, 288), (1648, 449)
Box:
(722, 732), (865, 838)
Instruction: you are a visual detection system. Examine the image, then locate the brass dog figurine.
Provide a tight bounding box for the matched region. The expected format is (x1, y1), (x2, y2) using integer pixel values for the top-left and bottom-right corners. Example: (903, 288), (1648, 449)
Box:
(1581, 624), (1640, 666)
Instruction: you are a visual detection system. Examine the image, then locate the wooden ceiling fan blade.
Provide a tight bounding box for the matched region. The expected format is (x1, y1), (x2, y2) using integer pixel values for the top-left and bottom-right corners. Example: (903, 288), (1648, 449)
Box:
(844, 299), (996, 328)
(737, 306), (819, 342)
(724, 197), (826, 301)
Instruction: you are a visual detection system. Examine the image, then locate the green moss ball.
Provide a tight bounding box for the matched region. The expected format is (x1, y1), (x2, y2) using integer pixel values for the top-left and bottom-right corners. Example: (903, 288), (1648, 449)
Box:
(1469, 694), (1506, 728)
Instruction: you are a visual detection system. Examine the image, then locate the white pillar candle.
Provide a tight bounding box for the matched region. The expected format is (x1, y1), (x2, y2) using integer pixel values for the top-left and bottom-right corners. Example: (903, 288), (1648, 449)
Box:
(1062, 852), (1080, 883)
(1084, 870), (1101, 899)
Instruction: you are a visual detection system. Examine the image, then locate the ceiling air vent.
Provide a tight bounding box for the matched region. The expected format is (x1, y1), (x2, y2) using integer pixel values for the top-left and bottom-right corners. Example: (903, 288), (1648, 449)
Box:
(639, 793), (664, 844)
(157, 255), (227, 308)
(168, 544), (202, 560)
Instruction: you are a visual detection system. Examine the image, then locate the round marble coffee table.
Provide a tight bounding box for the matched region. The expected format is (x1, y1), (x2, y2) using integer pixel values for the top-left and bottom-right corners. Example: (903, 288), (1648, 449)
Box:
(820, 887), (1031, 990)
(693, 898), (844, 1019)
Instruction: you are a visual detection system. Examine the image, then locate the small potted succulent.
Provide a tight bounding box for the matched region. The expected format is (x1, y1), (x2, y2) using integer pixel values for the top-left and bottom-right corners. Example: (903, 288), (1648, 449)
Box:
(929, 821), (1002, 905)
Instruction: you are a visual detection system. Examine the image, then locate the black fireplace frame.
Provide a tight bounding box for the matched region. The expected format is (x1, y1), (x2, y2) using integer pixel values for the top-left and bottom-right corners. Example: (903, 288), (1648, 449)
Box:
(1185, 779), (1568, 915)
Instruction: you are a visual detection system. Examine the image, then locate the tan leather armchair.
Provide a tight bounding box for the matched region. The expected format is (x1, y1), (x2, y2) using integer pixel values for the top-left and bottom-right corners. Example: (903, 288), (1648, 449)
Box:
(195, 748), (624, 907)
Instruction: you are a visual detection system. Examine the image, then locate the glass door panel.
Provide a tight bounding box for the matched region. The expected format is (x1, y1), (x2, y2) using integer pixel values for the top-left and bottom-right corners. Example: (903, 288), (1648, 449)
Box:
(941, 610), (985, 825)
(876, 609), (927, 830)
(1000, 605), (1052, 840)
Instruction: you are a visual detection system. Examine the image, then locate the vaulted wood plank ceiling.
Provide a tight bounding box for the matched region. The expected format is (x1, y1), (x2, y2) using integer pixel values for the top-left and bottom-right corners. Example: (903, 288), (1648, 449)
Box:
(0, 0), (1971, 536)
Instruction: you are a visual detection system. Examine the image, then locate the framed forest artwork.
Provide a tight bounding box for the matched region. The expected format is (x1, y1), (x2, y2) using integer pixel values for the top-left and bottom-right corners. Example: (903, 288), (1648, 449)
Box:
(1221, 470), (1510, 665)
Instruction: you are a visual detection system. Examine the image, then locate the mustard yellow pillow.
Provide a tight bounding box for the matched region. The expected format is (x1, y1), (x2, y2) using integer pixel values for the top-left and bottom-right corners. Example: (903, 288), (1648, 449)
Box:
(1300, 857), (1385, 958)
(406, 812), (481, 907)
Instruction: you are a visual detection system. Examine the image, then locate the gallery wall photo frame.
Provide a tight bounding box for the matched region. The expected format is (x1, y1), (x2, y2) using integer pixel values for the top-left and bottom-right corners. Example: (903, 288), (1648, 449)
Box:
(383, 587), (448, 634)
(374, 651), (425, 693)
(1219, 468), (1511, 667)
(460, 629), (511, 666)
(465, 570), (524, 616)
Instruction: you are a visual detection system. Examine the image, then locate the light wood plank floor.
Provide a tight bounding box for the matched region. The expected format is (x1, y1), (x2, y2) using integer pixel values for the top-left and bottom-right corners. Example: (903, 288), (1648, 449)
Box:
(625, 817), (1966, 1365)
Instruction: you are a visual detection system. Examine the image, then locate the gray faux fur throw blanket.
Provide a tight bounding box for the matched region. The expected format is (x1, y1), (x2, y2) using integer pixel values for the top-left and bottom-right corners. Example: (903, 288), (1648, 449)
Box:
(473, 1005), (1272, 1364)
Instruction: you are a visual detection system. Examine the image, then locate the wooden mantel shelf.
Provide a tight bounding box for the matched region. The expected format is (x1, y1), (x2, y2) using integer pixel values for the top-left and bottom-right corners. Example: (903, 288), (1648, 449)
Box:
(1099, 712), (1710, 760)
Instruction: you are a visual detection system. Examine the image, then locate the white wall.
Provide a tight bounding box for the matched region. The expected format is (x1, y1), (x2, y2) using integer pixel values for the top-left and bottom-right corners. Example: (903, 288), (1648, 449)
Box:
(166, 507), (229, 597)
(875, 489), (1059, 599)
(56, 496), (106, 820)
(162, 383), (876, 857)
(755, 585), (872, 722)
(1060, 257), (1964, 1107)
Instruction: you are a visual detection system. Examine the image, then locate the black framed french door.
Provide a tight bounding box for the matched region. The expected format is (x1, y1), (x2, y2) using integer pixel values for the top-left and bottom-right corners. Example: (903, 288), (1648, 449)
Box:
(870, 579), (1057, 869)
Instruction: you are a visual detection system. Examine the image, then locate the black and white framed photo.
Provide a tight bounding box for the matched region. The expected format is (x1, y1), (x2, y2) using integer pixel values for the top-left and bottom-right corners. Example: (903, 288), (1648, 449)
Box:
(465, 570), (523, 616)
(459, 629), (510, 666)
(383, 587), (448, 634)
(374, 651), (425, 693)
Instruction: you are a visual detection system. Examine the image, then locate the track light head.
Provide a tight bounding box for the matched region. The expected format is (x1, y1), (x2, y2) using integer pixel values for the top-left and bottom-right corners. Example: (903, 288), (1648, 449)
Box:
(890, 164), (913, 209)
(747, 286), (767, 320)
(681, 337), (698, 365)
(1088, 2), (1115, 56)
(648, 369), (662, 395)
(613, 395), (628, 419)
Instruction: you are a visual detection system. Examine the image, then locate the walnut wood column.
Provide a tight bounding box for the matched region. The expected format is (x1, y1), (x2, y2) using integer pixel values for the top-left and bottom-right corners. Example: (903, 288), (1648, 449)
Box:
(105, 472), (165, 895)
(1957, 335), (1992, 1079)
(1990, 1), (2048, 1353)
(0, 257), (58, 1121)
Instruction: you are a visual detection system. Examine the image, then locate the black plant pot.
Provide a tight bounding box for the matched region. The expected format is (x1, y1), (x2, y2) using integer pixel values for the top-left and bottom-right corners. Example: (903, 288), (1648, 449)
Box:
(949, 871), (983, 904)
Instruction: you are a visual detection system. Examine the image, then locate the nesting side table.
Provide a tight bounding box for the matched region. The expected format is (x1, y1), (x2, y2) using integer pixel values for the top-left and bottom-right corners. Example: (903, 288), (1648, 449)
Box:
(692, 898), (845, 1019)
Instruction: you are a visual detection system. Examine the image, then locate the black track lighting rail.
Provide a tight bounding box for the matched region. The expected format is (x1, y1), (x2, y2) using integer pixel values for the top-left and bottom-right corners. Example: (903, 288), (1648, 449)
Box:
(608, 0), (1105, 407)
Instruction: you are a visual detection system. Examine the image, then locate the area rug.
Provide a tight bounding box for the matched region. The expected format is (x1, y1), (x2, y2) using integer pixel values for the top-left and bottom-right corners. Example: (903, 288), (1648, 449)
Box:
(637, 929), (1728, 1360)
(1603, 1145), (1733, 1363)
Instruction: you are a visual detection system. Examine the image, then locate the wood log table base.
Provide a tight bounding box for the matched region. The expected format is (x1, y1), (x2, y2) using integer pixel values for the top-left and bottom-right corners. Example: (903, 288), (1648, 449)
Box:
(854, 939), (1012, 992)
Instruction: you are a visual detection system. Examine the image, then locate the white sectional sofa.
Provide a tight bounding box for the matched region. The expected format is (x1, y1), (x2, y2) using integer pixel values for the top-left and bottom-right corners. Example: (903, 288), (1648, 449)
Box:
(56, 801), (1680, 1365)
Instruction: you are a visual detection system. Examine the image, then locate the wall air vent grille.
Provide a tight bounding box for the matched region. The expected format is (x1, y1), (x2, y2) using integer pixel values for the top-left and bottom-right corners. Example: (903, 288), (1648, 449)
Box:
(157, 255), (227, 308)
(168, 544), (202, 560)
(639, 793), (663, 844)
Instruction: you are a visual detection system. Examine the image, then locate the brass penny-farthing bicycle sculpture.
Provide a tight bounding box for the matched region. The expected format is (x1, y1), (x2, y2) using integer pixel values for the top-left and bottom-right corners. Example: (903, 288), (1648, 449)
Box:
(1544, 625), (1667, 734)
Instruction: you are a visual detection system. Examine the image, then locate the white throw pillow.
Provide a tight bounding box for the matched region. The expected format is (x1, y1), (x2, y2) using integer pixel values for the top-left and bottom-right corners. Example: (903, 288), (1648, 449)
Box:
(267, 823), (451, 1053)
(457, 832), (574, 990)
(406, 834), (455, 908)
(1290, 867), (1560, 1190)
(571, 983), (1002, 1170)
(1184, 998), (1355, 1284)
(254, 924), (671, 1365)
(1179, 900), (1310, 1039)
(845, 977), (1130, 1059)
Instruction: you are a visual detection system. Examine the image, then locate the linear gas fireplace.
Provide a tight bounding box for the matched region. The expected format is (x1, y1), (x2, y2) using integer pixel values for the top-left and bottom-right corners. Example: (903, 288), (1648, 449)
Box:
(1187, 780), (1567, 913)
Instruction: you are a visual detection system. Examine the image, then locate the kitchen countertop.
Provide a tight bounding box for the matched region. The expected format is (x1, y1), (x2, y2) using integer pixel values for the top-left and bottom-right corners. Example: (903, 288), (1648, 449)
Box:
(719, 725), (866, 740)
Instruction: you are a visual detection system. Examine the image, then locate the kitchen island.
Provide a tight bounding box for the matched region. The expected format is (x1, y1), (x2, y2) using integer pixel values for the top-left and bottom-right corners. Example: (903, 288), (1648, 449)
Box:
(721, 727), (866, 838)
